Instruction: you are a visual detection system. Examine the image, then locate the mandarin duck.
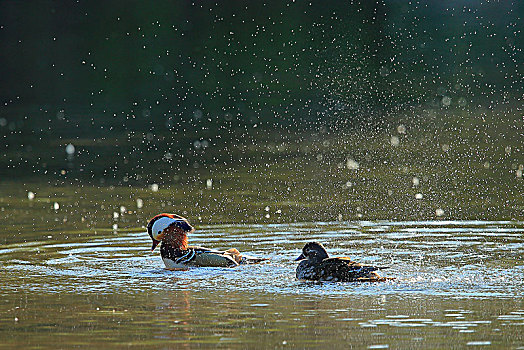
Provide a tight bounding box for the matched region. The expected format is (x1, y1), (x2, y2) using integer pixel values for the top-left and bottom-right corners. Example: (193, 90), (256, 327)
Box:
(147, 213), (267, 269)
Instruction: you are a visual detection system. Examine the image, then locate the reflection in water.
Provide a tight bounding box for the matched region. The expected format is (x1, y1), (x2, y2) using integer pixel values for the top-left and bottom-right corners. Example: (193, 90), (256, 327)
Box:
(163, 288), (192, 349)
(0, 221), (523, 348)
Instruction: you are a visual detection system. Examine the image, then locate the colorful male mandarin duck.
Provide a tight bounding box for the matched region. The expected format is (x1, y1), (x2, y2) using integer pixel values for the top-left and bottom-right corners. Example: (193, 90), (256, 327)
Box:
(295, 242), (394, 282)
(147, 213), (267, 269)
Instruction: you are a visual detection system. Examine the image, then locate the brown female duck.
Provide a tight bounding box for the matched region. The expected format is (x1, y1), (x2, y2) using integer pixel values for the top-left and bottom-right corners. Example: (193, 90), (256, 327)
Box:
(295, 242), (393, 282)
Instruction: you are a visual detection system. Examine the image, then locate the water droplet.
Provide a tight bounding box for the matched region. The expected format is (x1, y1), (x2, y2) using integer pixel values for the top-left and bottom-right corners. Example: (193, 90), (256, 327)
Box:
(27, 191), (35, 200)
(193, 109), (203, 120)
(65, 143), (75, 155)
(379, 66), (390, 77)
(53, 202), (60, 210)
(390, 136), (400, 147)
(346, 159), (359, 170)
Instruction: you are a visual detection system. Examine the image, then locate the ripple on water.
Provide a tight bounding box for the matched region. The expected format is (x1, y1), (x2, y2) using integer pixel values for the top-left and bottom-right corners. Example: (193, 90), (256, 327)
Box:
(0, 221), (523, 299)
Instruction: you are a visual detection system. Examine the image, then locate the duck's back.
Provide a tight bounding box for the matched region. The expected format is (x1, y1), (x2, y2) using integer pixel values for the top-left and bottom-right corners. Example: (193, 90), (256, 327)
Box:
(161, 245), (239, 269)
(299, 257), (390, 282)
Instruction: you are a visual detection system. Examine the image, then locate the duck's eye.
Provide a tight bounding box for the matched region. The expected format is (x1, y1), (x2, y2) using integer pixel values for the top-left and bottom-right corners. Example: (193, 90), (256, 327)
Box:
(157, 230), (162, 234)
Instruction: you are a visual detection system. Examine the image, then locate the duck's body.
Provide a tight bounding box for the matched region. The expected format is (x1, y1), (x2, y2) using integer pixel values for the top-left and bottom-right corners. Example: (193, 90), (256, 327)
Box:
(147, 213), (267, 269)
(160, 244), (267, 269)
(295, 242), (393, 282)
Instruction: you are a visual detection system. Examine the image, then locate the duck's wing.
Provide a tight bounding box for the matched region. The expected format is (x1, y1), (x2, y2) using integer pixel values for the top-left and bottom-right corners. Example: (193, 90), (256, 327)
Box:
(328, 257), (390, 270)
(189, 246), (224, 254)
(319, 258), (390, 282)
(177, 247), (239, 267)
(190, 246), (269, 265)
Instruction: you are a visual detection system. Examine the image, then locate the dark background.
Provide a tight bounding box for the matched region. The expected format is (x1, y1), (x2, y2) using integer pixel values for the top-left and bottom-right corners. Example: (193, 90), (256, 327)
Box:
(0, 1), (522, 231)
(1, 1), (522, 129)
(0, 1), (522, 188)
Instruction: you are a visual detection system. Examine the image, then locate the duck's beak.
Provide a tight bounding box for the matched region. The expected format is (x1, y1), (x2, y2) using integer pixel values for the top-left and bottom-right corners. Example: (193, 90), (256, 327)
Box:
(151, 239), (161, 251)
(151, 231), (165, 251)
(295, 253), (306, 261)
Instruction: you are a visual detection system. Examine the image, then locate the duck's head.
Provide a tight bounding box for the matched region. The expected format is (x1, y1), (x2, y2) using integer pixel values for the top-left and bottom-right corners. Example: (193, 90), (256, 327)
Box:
(147, 213), (194, 251)
(295, 242), (329, 263)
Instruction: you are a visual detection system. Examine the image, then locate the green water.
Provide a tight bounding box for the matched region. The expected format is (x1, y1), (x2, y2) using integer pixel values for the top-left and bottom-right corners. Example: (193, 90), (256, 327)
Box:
(1, 221), (523, 348)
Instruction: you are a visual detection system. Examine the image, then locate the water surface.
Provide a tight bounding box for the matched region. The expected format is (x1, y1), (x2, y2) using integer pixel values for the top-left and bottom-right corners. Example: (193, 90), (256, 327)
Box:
(1, 221), (523, 348)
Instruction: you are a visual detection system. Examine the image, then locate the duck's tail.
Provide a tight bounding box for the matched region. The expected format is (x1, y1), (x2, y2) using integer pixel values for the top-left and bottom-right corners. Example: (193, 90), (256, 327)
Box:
(240, 255), (270, 264)
(224, 248), (269, 264)
(357, 276), (396, 282)
(357, 271), (395, 282)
